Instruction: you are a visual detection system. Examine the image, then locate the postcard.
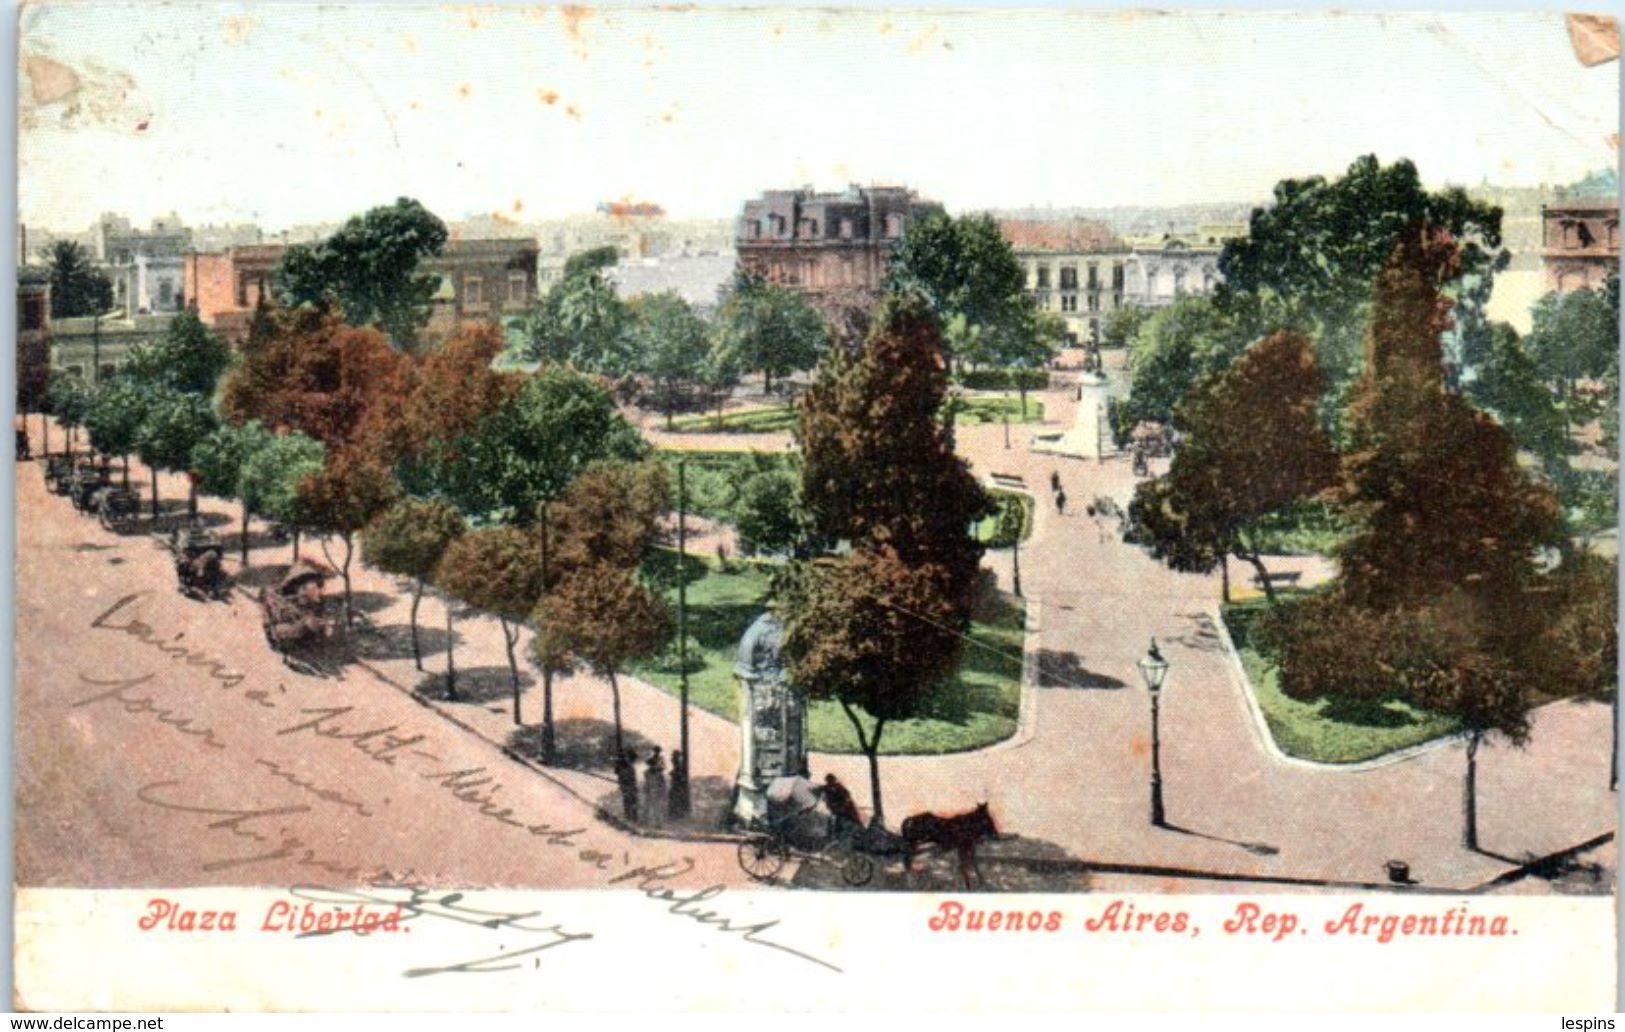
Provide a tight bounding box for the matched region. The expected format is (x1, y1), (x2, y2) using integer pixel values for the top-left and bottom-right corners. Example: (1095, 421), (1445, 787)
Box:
(12, 3), (1620, 1012)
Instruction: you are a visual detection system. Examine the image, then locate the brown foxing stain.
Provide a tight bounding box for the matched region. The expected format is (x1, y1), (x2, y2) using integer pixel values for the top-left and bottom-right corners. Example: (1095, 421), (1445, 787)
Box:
(513, 198), (525, 214)
(908, 25), (941, 55)
(408, 100), (423, 112)
(221, 14), (256, 45)
(24, 54), (79, 106)
(400, 34), (419, 54)
(457, 83), (473, 100)
(560, 5), (594, 41)
(537, 88), (559, 106)
(878, 20), (893, 34)
(565, 103), (583, 121)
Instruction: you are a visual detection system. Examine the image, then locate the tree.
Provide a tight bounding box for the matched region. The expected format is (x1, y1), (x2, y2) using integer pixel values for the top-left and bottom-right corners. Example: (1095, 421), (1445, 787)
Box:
(778, 547), (963, 827)
(1102, 304), (1152, 350)
(42, 241), (112, 319)
(883, 212), (1032, 370)
(83, 381), (152, 487)
(1468, 323), (1572, 471)
(239, 432), (325, 559)
(386, 323), (521, 465)
(134, 390), (219, 519)
(1126, 331), (1339, 602)
(1258, 224), (1567, 852)
(735, 467), (806, 556)
(1337, 225), (1561, 610)
(272, 197), (449, 351)
(123, 308), (233, 396)
(416, 365), (647, 525)
(713, 272), (827, 394)
(700, 334), (745, 428)
(436, 526), (547, 720)
(516, 248), (630, 373)
(191, 420), (276, 563)
(547, 460), (670, 572)
(627, 292), (712, 428)
(532, 562), (671, 754)
(361, 498), (466, 671)
(797, 292), (993, 610)
(1217, 154), (1506, 391)
(218, 307), (412, 450)
(297, 449), (402, 629)
(46, 374), (93, 456)
(1523, 284), (1618, 401)
(1118, 296), (1253, 432)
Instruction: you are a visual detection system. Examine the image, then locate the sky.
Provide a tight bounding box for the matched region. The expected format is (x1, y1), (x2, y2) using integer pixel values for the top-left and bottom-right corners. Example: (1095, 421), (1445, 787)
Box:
(15, 4), (1621, 233)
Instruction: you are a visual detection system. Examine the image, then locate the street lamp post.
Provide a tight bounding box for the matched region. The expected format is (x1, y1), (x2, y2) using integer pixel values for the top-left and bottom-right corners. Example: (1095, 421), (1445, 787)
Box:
(1137, 638), (1169, 828)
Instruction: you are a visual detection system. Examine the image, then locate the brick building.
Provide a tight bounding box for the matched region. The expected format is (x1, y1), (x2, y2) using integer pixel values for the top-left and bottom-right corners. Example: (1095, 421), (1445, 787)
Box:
(1542, 201), (1620, 294)
(735, 185), (943, 292)
(183, 238), (539, 345)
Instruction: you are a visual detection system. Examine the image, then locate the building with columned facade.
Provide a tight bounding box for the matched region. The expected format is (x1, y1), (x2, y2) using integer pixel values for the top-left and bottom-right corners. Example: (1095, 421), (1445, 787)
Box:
(735, 185), (944, 293)
(1542, 201), (1619, 294)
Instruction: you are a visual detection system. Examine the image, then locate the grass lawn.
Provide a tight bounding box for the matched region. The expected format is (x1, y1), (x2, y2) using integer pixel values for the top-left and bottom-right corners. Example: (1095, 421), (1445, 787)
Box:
(1223, 598), (1461, 763)
(669, 397), (1044, 434)
(632, 553), (1027, 755)
(975, 489), (1034, 546)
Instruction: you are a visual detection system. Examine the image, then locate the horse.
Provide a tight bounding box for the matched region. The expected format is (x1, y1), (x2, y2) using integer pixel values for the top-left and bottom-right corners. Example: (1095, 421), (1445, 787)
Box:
(901, 803), (1000, 889)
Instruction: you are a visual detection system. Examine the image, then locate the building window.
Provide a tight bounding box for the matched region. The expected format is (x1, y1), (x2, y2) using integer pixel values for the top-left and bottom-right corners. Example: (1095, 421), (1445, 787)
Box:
(839, 219), (854, 240)
(885, 214), (904, 239)
(158, 281), (173, 307)
(236, 274), (250, 308)
(1061, 295), (1077, 313)
(1112, 263), (1125, 291)
(465, 276), (484, 305)
(1610, 223), (1620, 248)
(1036, 265), (1051, 290)
(748, 221), (761, 240)
(1173, 269), (1187, 295)
(508, 273), (528, 303)
(1059, 266), (1078, 291)
(1087, 293), (1099, 312)
(1087, 265), (1099, 291)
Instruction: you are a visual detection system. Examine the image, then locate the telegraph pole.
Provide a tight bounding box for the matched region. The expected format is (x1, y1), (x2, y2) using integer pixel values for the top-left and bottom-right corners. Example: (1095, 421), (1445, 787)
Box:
(673, 459), (692, 818)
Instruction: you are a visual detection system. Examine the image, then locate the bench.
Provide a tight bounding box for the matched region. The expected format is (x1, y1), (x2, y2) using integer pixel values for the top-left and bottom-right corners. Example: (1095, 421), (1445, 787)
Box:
(1251, 570), (1303, 587)
(988, 473), (1026, 490)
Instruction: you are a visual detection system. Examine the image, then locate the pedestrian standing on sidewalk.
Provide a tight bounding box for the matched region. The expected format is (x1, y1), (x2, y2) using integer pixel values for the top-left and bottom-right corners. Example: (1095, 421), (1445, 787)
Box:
(1055, 488), (1067, 515)
(643, 747), (668, 828)
(1050, 470), (1061, 494)
(667, 749), (688, 821)
(615, 749), (639, 823)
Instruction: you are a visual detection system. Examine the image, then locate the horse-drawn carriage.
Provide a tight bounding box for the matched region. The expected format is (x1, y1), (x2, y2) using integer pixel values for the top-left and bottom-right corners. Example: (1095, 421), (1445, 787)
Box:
(43, 455), (73, 494)
(95, 484), (143, 531)
(171, 526), (229, 601)
(260, 558), (336, 655)
(67, 463), (113, 513)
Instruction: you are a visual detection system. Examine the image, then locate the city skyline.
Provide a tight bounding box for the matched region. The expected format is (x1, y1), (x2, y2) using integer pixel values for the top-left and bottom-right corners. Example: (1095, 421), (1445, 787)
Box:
(18, 6), (1619, 234)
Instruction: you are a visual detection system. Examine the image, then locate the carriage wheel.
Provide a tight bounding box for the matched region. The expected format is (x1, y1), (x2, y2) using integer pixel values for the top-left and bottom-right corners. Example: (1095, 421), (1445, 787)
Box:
(736, 835), (788, 881)
(840, 851), (875, 887)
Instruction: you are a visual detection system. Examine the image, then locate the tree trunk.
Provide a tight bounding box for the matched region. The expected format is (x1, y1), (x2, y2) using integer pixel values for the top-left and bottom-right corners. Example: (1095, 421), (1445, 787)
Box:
(840, 700), (887, 828)
(763, 368), (772, 395)
(187, 479), (198, 524)
(502, 617), (522, 725)
(1018, 381), (1028, 421)
(292, 529), (301, 562)
(121, 455), (130, 490)
(444, 599), (458, 701)
(39, 412), (47, 457)
(240, 501), (250, 566)
(409, 578), (424, 671)
(1237, 545), (1276, 605)
(1463, 730), (1482, 852)
(1220, 554), (1230, 604)
(609, 670), (624, 756)
(150, 467), (160, 519)
(339, 533), (354, 630)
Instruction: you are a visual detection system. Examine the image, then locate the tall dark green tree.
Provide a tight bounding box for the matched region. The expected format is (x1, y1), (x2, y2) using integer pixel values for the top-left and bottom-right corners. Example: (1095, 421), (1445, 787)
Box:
(272, 198), (449, 351)
(626, 291), (711, 427)
(884, 212), (1033, 371)
(516, 247), (629, 372)
(135, 390), (219, 519)
(1216, 155), (1506, 394)
(42, 241), (113, 319)
(712, 271), (828, 394)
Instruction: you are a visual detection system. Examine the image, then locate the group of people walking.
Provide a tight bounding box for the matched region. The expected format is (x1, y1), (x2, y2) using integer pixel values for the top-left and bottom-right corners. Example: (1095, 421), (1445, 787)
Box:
(614, 745), (688, 826)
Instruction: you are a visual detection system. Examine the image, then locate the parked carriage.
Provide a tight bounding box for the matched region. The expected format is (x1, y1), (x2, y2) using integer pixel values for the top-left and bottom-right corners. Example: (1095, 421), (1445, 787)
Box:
(67, 463), (113, 513)
(172, 526), (229, 601)
(260, 558), (336, 654)
(95, 485), (143, 531)
(43, 455), (73, 494)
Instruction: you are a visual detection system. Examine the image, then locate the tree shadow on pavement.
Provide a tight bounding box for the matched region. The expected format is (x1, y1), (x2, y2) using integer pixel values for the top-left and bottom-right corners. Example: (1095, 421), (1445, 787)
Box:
(590, 774), (736, 833)
(1163, 821), (1279, 857)
(509, 718), (655, 775)
(233, 563), (290, 591)
(1165, 611), (1225, 654)
(1036, 648), (1126, 690)
(415, 666), (530, 707)
(352, 622), (455, 665)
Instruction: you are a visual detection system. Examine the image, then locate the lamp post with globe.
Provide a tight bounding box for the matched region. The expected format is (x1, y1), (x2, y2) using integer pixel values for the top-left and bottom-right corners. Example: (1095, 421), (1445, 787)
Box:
(1137, 638), (1170, 828)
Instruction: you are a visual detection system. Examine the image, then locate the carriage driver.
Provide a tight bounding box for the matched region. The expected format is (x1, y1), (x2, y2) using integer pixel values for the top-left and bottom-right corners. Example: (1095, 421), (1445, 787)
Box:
(817, 773), (863, 836)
